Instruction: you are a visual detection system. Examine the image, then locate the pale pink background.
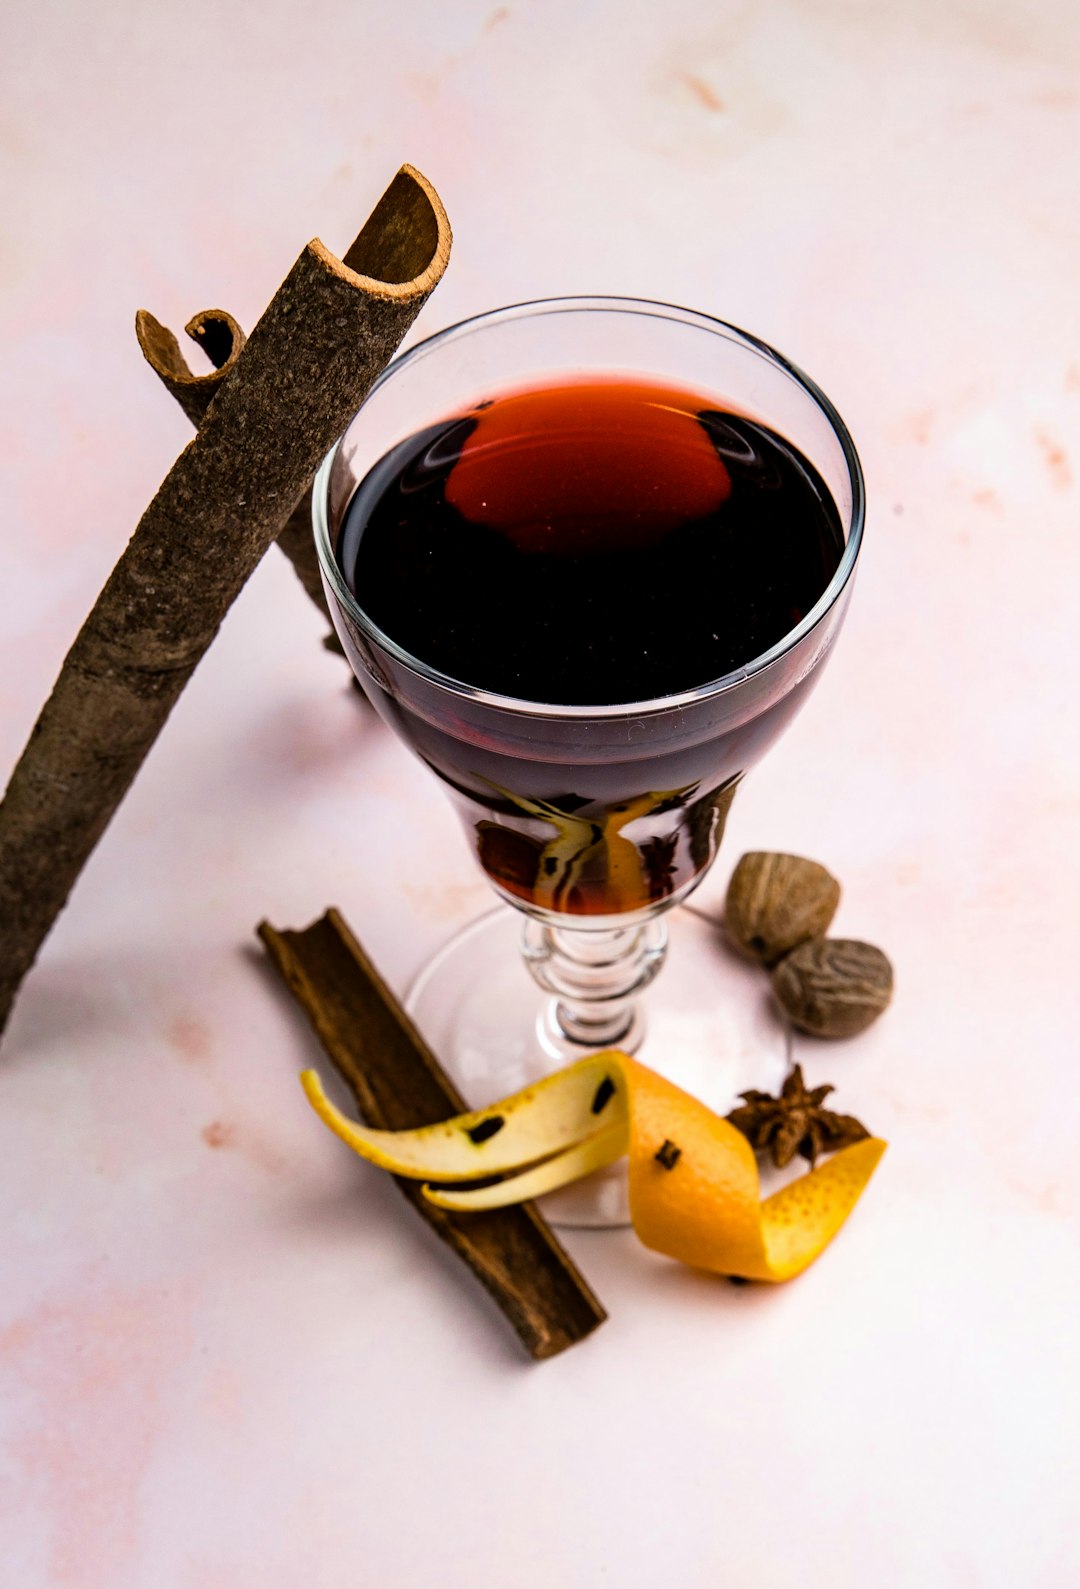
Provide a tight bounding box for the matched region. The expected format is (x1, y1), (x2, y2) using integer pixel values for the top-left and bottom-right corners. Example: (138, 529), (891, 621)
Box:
(1, 2), (1078, 1585)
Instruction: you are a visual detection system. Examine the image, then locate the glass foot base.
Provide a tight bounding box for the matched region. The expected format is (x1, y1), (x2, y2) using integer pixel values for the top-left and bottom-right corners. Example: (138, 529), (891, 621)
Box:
(404, 905), (791, 1229)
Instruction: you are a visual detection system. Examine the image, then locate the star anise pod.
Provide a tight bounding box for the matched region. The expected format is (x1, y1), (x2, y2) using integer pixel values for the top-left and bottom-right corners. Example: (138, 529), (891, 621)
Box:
(725, 1064), (869, 1168)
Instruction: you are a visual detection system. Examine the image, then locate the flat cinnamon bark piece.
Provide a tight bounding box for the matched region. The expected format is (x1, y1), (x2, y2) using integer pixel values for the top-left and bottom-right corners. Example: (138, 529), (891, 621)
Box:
(137, 308), (341, 650)
(0, 165), (451, 1040)
(258, 909), (607, 1359)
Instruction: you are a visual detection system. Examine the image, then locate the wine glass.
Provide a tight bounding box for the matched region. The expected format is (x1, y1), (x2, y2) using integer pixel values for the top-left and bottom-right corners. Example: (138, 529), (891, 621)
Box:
(313, 297), (864, 1226)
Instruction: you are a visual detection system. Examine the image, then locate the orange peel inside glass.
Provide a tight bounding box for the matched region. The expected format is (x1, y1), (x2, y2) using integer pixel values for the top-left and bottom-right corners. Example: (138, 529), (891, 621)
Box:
(300, 1051), (885, 1283)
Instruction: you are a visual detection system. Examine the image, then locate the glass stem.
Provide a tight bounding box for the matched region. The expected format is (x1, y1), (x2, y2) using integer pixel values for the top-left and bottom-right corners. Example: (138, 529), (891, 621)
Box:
(521, 917), (668, 1058)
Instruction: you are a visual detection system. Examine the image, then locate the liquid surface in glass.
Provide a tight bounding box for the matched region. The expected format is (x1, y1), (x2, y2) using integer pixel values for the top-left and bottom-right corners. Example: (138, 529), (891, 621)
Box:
(336, 378), (844, 706)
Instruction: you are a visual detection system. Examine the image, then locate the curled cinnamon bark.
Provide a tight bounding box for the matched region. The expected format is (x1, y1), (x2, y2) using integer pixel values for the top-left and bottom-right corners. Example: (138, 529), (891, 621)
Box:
(0, 165), (451, 1040)
(136, 308), (341, 649)
(135, 307), (245, 426)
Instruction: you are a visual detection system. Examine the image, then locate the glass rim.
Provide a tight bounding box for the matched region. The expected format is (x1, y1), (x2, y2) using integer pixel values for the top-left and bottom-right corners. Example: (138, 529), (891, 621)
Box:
(312, 294), (866, 720)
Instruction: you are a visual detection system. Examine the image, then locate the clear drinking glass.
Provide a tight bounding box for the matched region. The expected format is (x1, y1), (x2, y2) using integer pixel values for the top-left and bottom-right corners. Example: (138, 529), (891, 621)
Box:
(313, 297), (864, 1226)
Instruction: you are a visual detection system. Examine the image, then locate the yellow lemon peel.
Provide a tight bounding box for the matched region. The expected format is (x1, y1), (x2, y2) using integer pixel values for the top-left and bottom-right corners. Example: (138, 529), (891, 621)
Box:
(299, 1052), (621, 1181)
(424, 1121), (629, 1211)
(301, 1050), (885, 1282)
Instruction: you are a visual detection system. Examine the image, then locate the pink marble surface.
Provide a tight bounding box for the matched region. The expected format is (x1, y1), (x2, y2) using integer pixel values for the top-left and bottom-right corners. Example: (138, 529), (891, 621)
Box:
(1, 1), (1078, 1584)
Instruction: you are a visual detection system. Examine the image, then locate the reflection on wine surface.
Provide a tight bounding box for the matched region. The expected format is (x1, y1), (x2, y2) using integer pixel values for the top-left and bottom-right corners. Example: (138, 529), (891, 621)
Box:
(313, 298), (864, 1226)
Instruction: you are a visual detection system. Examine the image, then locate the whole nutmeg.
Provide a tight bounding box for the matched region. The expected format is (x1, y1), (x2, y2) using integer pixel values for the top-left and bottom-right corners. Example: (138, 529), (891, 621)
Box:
(725, 852), (841, 965)
(772, 938), (894, 1038)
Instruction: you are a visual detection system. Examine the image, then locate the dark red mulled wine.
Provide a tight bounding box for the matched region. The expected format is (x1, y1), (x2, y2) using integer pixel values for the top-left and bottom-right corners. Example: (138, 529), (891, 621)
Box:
(334, 378), (844, 915)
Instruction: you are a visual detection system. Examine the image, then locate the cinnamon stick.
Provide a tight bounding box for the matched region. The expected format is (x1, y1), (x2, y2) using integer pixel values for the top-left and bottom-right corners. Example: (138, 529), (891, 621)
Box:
(258, 909), (607, 1359)
(136, 308), (343, 652)
(0, 166), (450, 1040)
